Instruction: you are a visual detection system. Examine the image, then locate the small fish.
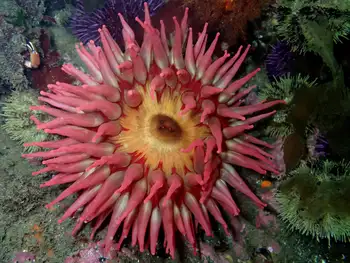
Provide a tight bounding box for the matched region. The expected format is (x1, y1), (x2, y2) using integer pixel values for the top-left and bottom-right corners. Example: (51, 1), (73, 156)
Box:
(260, 180), (272, 188)
(24, 40), (40, 69)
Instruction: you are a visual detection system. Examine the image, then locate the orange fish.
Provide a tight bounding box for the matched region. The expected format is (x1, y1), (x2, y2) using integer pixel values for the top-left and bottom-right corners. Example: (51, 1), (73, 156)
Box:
(260, 180), (272, 188)
(24, 41), (41, 69)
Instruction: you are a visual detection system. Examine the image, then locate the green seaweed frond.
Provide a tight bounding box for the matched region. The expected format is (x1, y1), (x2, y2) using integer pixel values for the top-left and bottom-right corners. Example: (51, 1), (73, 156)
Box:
(274, 0), (350, 79)
(275, 0), (350, 49)
(301, 18), (340, 77)
(307, 0), (350, 13)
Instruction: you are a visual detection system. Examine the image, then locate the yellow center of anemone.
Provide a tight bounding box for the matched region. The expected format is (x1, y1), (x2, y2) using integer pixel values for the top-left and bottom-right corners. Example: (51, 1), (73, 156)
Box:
(115, 82), (209, 176)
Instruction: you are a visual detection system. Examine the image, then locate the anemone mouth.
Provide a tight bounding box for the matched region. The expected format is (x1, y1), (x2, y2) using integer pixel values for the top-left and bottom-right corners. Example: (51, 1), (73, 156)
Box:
(116, 86), (209, 176)
(151, 114), (183, 142)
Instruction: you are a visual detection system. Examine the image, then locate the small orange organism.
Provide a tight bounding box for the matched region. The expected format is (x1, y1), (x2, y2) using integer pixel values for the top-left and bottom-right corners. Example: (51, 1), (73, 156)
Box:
(24, 41), (41, 69)
(31, 223), (43, 244)
(260, 180), (273, 188)
(224, 0), (235, 12)
(47, 248), (54, 258)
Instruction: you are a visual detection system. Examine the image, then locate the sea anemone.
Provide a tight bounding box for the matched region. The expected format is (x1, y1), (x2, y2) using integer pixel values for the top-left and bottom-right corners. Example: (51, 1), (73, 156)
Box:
(259, 73), (316, 103)
(1, 89), (54, 153)
(70, 0), (164, 45)
(259, 74), (316, 138)
(277, 161), (350, 242)
(22, 4), (285, 258)
(264, 109), (294, 138)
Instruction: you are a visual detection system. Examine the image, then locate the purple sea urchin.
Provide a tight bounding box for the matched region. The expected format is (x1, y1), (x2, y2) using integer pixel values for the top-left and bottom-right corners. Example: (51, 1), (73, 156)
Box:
(70, 0), (165, 45)
(306, 127), (329, 161)
(265, 41), (294, 81)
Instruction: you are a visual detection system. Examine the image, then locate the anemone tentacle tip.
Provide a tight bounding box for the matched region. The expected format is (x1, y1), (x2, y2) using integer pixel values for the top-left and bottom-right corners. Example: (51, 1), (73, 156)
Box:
(24, 3), (282, 259)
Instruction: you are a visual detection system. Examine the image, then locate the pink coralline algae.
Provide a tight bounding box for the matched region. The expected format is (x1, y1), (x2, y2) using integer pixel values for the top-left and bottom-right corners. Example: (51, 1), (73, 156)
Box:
(269, 138), (286, 178)
(256, 209), (278, 232)
(12, 251), (36, 263)
(22, 3), (285, 259)
(64, 242), (109, 263)
(199, 242), (232, 263)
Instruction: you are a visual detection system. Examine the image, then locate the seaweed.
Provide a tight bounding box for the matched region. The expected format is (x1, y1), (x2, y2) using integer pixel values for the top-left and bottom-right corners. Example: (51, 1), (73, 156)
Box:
(273, 0), (350, 84)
